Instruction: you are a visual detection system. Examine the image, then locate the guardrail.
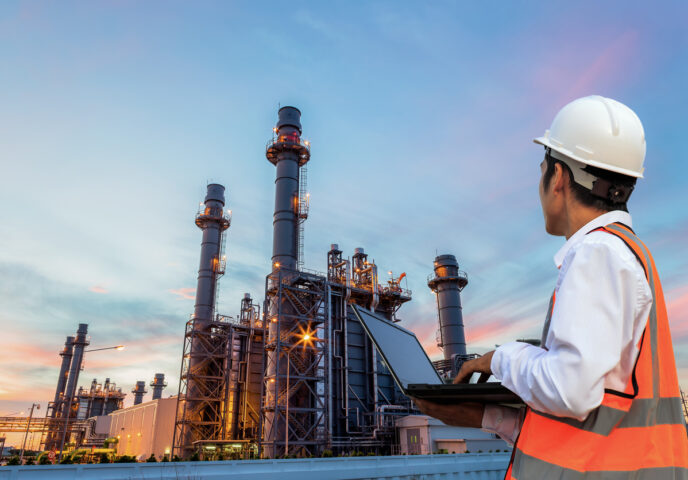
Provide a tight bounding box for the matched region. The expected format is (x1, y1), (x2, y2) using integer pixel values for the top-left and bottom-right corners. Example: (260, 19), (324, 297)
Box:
(0, 452), (509, 479)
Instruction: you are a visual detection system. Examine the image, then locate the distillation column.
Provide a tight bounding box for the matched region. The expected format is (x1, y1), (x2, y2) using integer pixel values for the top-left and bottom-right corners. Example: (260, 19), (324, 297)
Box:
(151, 373), (167, 400)
(174, 184), (231, 457)
(263, 107), (312, 458)
(427, 255), (468, 375)
(132, 381), (147, 405)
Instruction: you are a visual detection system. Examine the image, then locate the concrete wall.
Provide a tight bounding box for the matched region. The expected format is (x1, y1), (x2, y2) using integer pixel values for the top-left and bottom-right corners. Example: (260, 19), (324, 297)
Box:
(107, 397), (176, 460)
(0, 453), (510, 480)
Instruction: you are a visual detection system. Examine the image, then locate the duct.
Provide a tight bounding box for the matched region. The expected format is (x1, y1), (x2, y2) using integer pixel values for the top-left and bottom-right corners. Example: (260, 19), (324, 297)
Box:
(428, 254), (468, 363)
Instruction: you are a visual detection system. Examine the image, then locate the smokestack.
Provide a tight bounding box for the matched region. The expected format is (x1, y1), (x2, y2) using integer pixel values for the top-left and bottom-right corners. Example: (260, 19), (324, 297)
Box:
(61, 324), (89, 419)
(192, 184), (230, 328)
(176, 184), (231, 456)
(264, 106), (311, 458)
(150, 373), (167, 400)
(51, 336), (74, 416)
(132, 381), (147, 405)
(428, 255), (468, 364)
(266, 106), (309, 271)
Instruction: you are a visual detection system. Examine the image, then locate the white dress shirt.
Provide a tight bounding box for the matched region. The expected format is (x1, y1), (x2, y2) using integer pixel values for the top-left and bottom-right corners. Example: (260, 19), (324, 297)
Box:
(482, 210), (652, 445)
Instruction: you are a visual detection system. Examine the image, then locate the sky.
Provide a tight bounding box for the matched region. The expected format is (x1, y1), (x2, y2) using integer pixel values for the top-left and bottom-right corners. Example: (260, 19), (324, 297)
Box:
(1, 0), (688, 447)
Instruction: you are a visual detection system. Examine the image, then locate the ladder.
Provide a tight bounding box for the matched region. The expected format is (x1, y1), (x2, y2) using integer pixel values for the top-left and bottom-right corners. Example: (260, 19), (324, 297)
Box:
(297, 164), (309, 271)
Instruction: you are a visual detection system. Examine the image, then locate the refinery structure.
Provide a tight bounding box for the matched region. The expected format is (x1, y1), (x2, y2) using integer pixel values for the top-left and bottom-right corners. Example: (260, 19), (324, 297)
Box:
(0, 107), (499, 462)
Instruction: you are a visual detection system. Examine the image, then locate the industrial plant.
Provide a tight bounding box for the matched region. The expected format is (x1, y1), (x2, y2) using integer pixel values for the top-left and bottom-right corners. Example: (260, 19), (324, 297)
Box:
(0, 107), (504, 463)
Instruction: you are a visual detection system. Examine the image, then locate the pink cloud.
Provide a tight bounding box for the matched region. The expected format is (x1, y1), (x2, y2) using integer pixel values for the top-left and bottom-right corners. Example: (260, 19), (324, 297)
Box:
(562, 30), (638, 102)
(667, 286), (688, 341)
(89, 285), (108, 294)
(170, 287), (195, 300)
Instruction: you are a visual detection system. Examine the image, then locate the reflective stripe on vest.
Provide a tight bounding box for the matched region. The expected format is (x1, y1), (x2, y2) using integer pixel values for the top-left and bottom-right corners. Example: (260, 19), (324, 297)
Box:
(506, 222), (688, 479)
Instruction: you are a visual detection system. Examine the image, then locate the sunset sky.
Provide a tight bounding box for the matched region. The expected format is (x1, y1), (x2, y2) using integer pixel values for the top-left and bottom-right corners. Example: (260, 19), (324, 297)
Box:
(1, 1), (687, 446)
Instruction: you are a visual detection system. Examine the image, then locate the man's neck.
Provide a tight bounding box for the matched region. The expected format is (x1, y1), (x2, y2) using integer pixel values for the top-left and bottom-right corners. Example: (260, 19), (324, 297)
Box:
(564, 205), (609, 240)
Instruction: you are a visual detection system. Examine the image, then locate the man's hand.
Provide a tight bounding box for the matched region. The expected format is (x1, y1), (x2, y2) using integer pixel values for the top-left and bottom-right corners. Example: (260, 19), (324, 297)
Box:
(453, 351), (495, 384)
(411, 397), (484, 428)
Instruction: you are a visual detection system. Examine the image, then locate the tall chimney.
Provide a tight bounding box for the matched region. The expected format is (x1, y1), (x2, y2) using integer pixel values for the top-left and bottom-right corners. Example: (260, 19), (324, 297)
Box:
(428, 255), (468, 364)
(61, 324), (89, 419)
(175, 184), (231, 457)
(264, 106), (311, 458)
(192, 184), (230, 328)
(52, 336), (74, 414)
(132, 381), (147, 405)
(266, 106), (309, 271)
(150, 373), (167, 400)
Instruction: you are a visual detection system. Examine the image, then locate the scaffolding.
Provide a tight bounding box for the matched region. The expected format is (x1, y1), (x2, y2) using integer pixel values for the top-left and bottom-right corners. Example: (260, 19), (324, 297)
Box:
(261, 267), (328, 458)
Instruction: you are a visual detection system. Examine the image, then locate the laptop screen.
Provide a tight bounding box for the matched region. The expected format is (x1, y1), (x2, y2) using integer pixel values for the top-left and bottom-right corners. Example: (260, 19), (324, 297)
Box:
(352, 305), (442, 390)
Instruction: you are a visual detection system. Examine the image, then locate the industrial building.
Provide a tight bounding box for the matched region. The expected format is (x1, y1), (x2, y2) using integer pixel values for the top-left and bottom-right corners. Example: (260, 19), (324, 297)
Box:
(0, 106), (506, 463)
(107, 396), (177, 460)
(169, 106), (503, 460)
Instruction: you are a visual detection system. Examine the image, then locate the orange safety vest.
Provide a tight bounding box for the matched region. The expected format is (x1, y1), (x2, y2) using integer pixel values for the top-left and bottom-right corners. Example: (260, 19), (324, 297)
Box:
(506, 222), (688, 479)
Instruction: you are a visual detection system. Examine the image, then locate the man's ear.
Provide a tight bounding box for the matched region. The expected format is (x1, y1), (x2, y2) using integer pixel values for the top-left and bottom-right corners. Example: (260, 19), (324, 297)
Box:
(552, 162), (568, 194)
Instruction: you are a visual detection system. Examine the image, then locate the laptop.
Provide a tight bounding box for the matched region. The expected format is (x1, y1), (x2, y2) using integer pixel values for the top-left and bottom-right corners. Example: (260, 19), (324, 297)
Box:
(351, 305), (523, 406)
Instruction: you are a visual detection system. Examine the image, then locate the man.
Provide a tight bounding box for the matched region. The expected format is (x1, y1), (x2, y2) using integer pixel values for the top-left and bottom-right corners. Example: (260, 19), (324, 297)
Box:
(413, 95), (688, 478)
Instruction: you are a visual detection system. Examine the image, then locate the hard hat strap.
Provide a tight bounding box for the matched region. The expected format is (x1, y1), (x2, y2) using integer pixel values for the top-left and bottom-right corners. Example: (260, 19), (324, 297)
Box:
(546, 148), (634, 204)
(590, 179), (634, 204)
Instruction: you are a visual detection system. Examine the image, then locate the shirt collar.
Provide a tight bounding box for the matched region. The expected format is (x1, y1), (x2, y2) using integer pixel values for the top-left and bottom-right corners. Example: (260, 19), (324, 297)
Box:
(553, 210), (633, 268)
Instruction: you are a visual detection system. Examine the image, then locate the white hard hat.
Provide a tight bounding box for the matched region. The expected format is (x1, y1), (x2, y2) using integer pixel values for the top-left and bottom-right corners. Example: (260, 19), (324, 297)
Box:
(534, 95), (646, 178)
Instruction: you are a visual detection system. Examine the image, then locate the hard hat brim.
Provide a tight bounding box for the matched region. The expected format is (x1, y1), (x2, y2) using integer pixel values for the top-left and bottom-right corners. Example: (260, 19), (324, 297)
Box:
(533, 137), (644, 179)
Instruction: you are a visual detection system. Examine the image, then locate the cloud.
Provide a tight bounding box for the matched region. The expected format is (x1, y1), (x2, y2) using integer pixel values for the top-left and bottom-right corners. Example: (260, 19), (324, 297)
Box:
(89, 285), (108, 294)
(170, 287), (195, 300)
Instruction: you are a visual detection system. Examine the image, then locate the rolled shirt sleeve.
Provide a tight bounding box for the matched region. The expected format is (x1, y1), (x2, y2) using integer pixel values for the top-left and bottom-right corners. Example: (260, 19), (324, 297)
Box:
(490, 238), (645, 421)
(481, 404), (526, 446)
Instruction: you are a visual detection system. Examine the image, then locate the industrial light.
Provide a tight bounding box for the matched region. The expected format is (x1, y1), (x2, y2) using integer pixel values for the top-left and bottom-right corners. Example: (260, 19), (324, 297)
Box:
(303, 334), (311, 341)
(115, 345), (125, 351)
(388, 271), (392, 275)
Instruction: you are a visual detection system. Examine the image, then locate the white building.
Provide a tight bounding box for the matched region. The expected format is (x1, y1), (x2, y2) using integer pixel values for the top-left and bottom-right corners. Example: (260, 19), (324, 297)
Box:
(396, 415), (508, 455)
(107, 397), (176, 460)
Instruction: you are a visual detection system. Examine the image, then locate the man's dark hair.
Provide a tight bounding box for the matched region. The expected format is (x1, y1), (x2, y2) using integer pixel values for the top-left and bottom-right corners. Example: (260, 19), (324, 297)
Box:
(543, 151), (637, 213)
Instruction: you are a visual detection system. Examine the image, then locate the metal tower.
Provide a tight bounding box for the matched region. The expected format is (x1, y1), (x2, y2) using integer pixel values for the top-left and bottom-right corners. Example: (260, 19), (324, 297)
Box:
(261, 107), (328, 458)
(174, 184), (231, 458)
(132, 381), (147, 405)
(150, 373), (167, 400)
(51, 324), (89, 459)
(428, 254), (469, 376)
(43, 335), (74, 450)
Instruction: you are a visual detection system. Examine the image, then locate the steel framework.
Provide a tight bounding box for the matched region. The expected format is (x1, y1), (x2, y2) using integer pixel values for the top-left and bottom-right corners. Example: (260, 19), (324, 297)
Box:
(173, 315), (232, 457)
(261, 267), (328, 458)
